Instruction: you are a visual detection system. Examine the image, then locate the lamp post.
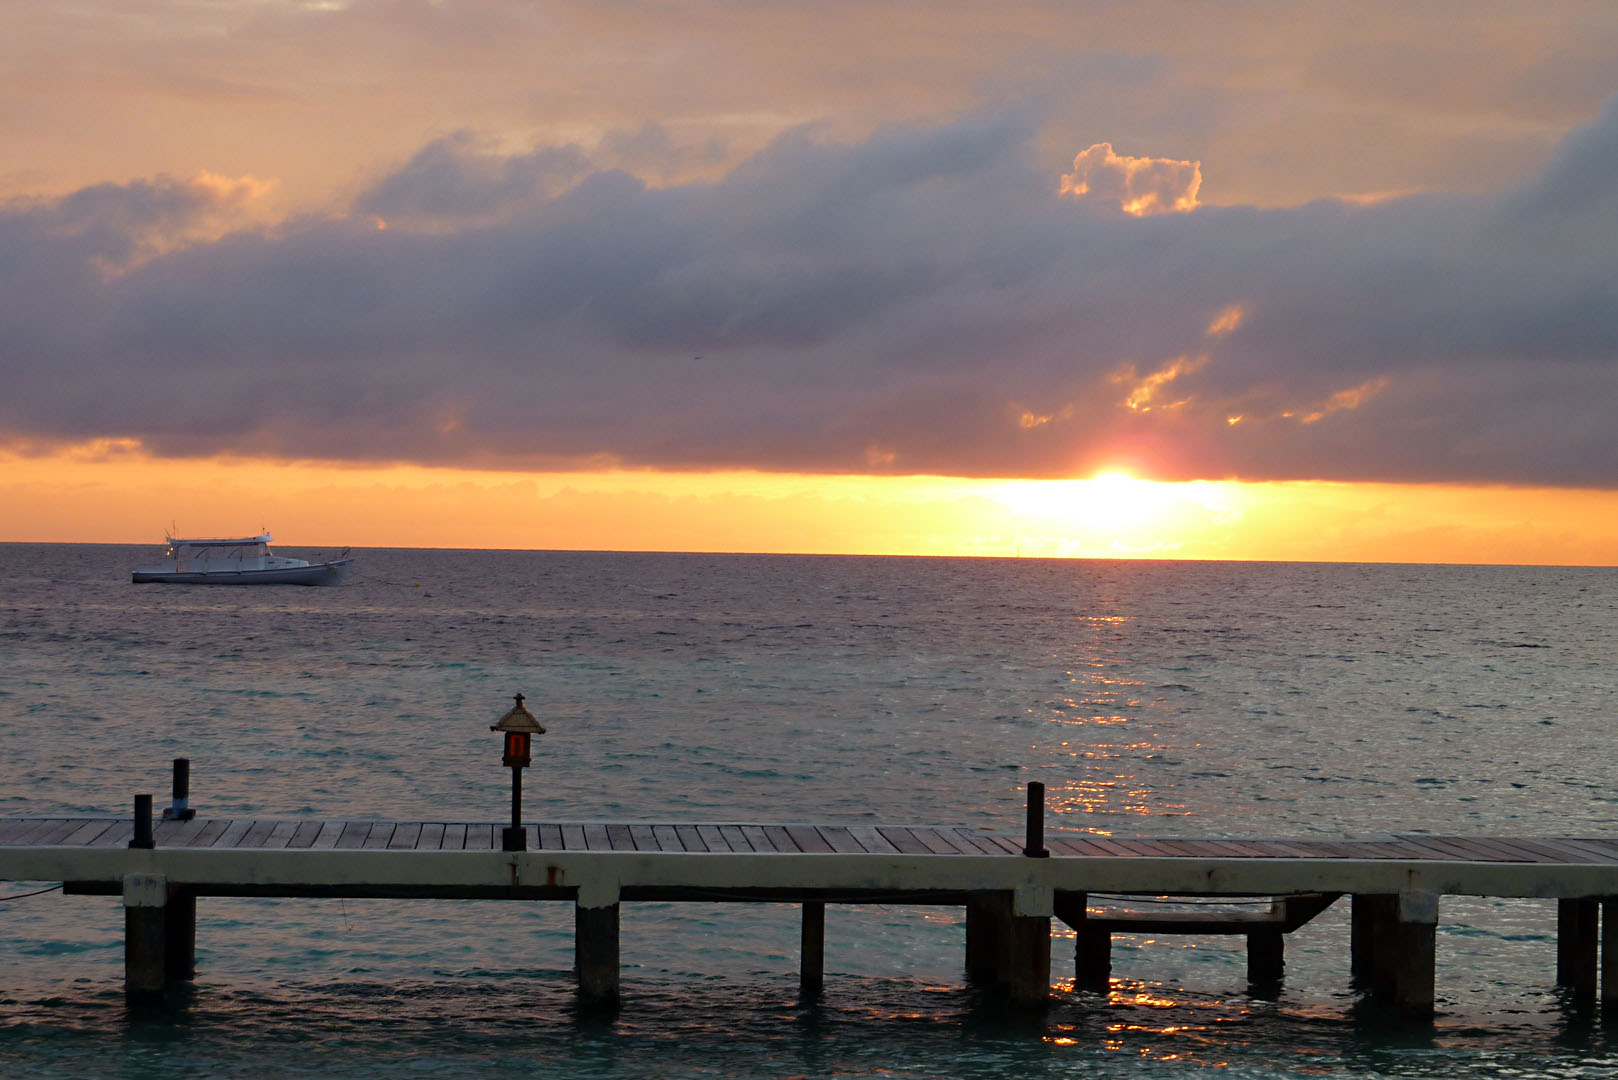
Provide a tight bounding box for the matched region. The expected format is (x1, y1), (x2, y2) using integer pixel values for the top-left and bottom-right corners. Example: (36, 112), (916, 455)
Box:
(491, 693), (546, 852)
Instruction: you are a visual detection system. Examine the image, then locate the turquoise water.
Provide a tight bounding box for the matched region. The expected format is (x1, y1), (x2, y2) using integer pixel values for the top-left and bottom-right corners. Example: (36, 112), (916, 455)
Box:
(3, 545), (1618, 1076)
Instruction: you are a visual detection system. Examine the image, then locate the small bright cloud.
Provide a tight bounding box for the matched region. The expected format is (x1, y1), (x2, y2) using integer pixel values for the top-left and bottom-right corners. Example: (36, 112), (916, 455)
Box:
(1205, 304), (1245, 337)
(1017, 404), (1073, 429)
(1117, 355), (1206, 412)
(1335, 189), (1417, 207)
(1059, 142), (1202, 216)
(1293, 377), (1389, 424)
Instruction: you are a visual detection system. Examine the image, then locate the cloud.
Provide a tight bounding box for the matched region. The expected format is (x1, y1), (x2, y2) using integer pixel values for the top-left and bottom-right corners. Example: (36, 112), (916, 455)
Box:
(1, 171), (275, 273)
(4, 100), (1618, 487)
(1205, 304), (1244, 336)
(1117, 356), (1206, 413)
(1059, 142), (1202, 216)
(353, 132), (594, 228)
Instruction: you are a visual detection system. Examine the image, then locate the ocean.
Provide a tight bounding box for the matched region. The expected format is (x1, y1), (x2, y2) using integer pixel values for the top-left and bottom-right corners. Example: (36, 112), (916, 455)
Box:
(2, 544), (1617, 1077)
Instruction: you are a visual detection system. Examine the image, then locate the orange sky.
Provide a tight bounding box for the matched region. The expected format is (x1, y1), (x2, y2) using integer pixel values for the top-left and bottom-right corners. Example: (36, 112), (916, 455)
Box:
(6, 449), (1616, 566)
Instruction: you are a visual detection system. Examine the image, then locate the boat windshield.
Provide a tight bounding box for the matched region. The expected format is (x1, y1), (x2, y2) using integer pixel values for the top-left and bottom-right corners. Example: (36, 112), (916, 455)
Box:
(166, 542), (269, 560)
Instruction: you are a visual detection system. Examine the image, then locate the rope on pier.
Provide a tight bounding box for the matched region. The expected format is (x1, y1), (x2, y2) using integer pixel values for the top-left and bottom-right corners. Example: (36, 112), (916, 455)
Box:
(0, 883), (62, 903)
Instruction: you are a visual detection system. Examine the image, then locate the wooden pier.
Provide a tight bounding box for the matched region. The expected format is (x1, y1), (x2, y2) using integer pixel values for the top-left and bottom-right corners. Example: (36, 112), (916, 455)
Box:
(6, 810), (1618, 1018)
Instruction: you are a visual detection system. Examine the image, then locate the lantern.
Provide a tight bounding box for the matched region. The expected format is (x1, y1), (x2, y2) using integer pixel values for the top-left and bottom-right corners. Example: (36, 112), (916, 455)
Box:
(491, 693), (546, 851)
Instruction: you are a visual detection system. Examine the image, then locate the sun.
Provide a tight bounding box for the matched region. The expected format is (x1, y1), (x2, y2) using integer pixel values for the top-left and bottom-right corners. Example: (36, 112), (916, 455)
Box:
(1085, 470), (1175, 528)
(988, 470), (1175, 529)
(979, 469), (1243, 557)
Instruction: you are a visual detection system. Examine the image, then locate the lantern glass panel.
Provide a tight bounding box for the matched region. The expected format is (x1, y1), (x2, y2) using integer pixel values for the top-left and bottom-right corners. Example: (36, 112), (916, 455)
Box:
(503, 731), (531, 768)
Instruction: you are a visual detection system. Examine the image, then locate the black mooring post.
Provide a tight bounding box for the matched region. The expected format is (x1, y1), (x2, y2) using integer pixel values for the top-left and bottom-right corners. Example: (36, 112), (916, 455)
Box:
(131, 794), (154, 849)
(164, 758), (194, 821)
(1023, 781), (1049, 858)
(502, 767), (526, 851)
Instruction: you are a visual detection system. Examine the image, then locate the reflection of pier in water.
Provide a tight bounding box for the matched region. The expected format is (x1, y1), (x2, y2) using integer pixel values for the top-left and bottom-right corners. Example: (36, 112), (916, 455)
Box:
(4, 793), (1618, 1020)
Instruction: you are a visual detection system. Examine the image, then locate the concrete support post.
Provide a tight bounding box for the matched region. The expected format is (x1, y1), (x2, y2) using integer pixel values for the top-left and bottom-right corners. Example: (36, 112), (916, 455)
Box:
(1603, 899), (1618, 1010)
(1558, 898), (1599, 1002)
(123, 873), (168, 1004)
(963, 890), (1050, 1007)
(165, 888), (197, 981)
(575, 885), (621, 1009)
(1247, 927), (1284, 988)
(1391, 889), (1439, 1020)
(1006, 915), (1051, 1008)
(1008, 885), (1052, 1010)
(800, 902), (825, 999)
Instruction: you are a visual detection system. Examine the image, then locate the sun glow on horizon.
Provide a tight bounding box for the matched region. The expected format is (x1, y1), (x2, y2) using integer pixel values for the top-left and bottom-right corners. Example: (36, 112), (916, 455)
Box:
(4, 447), (1618, 566)
(986, 471), (1242, 556)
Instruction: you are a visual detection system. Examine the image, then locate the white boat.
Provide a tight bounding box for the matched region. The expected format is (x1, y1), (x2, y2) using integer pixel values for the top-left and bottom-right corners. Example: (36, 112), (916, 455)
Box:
(131, 533), (353, 586)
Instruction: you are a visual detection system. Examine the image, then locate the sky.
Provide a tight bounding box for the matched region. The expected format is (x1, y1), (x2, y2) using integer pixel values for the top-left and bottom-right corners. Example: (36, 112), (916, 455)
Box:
(5, 1), (1618, 562)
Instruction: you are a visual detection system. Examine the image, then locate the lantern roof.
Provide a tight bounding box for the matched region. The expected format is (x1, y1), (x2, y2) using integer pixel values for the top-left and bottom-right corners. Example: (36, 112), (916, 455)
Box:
(491, 693), (546, 735)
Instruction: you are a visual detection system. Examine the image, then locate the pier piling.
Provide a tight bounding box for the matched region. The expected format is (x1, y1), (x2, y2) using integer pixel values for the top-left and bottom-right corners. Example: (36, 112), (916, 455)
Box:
(575, 892), (621, 1009)
(165, 889), (197, 981)
(1247, 927), (1284, 988)
(130, 794), (154, 850)
(799, 902), (825, 999)
(1052, 891), (1110, 992)
(1008, 886), (1052, 1008)
(1391, 890), (1439, 1019)
(1075, 927), (1111, 993)
(1557, 898), (1599, 1001)
(964, 893), (1003, 982)
(1351, 893), (1397, 990)
(961, 890), (1050, 1006)
(123, 873), (168, 1003)
(1023, 782), (1049, 859)
(964, 891), (1012, 984)
(163, 759), (195, 821)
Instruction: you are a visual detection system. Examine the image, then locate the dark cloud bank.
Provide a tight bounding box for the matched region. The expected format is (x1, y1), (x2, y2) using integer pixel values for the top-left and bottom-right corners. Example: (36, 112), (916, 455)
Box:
(5, 101), (1618, 486)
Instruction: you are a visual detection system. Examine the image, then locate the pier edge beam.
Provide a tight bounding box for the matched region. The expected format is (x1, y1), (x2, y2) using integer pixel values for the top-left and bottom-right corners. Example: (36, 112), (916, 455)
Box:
(800, 901), (825, 999)
(575, 884), (621, 1010)
(123, 873), (168, 1004)
(1558, 898), (1599, 1003)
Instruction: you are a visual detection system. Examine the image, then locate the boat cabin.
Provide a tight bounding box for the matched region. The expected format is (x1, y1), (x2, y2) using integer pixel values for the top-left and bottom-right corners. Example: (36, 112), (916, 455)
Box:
(162, 535), (277, 571)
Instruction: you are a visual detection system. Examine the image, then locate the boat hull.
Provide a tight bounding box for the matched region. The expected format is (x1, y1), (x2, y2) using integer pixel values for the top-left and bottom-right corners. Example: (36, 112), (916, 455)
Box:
(132, 559), (353, 586)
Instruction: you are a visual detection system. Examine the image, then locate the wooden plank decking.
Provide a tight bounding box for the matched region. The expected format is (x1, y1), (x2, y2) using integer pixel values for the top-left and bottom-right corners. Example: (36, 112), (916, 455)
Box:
(7, 817), (1618, 909)
(3, 817), (1618, 863)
